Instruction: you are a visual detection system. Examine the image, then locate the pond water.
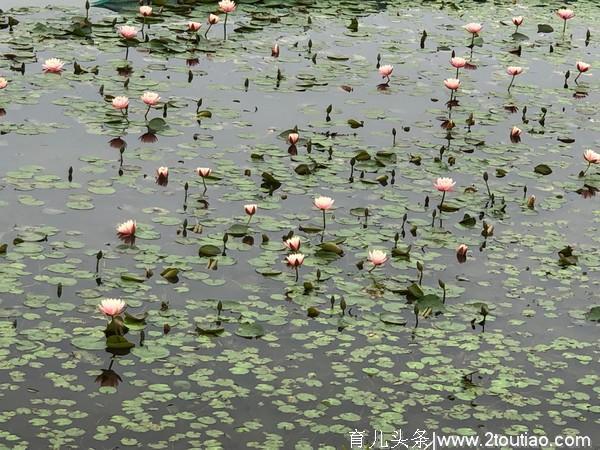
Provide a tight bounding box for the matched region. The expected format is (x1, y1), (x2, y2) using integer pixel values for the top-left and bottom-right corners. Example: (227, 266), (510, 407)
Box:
(0, 0), (599, 448)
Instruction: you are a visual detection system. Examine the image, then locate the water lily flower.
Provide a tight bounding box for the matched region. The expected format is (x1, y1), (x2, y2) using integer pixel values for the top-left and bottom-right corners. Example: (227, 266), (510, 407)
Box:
(118, 25), (138, 40)
(314, 195), (334, 231)
(507, 66), (523, 76)
(286, 253), (305, 281)
(116, 219), (136, 242)
(112, 96), (129, 112)
(314, 196), (334, 210)
(464, 22), (482, 34)
(205, 14), (220, 38)
(288, 132), (299, 145)
(218, 0), (236, 13)
(527, 195), (536, 209)
(244, 204), (257, 224)
(512, 16), (523, 30)
(367, 249), (387, 271)
(139, 6), (152, 16)
(141, 91), (160, 106)
(196, 167), (212, 177)
(575, 61), (591, 83)
(196, 167), (212, 192)
(284, 236), (301, 252)
(510, 126), (522, 143)
(156, 166), (168, 186)
(582, 149), (600, 175)
(556, 8), (574, 33)
(218, 0), (236, 39)
(378, 64), (393, 85)
(434, 177), (455, 192)
(434, 177), (455, 210)
(506, 66), (523, 91)
(444, 78), (460, 91)
(456, 244), (468, 263)
(0, 77), (7, 89)
(99, 298), (126, 317)
(450, 57), (466, 69)
(141, 91), (160, 120)
(188, 21), (201, 32)
(42, 58), (65, 74)
(272, 42), (279, 58)
(464, 23), (482, 49)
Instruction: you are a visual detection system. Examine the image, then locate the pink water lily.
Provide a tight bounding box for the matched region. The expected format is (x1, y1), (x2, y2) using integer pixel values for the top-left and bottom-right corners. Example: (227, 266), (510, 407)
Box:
(286, 253), (305, 281)
(582, 150), (600, 175)
(205, 14), (219, 38)
(507, 66), (523, 91)
(288, 132), (299, 145)
(314, 196), (334, 210)
(196, 167), (212, 177)
(444, 78), (460, 91)
(464, 22), (482, 34)
(42, 58), (65, 74)
(218, 0), (236, 39)
(378, 64), (393, 85)
(196, 167), (212, 192)
(284, 236), (301, 252)
(510, 126), (522, 143)
(575, 61), (590, 83)
(456, 244), (468, 263)
(556, 9), (574, 33)
(112, 96), (129, 111)
(0, 77), (7, 89)
(156, 166), (168, 185)
(139, 6), (152, 16)
(116, 219), (136, 237)
(434, 177), (455, 210)
(219, 0), (236, 13)
(507, 66), (523, 76)
(99, 298), (126, 317)
(434, 177), (455, 192)
(244, 204), (257, 224)
(512, 16), (523, 31)
(116, 219), (136, 245)
(118, 25), (138, 40)
(367, 249), (387, 272)
(141, 92), (160, 120)
(141, 91), (160, 106)
(314, 195), (334, 231)
(188, 21), (202, 32)
(271, 42), (279, 58)
(450, 57), (466, 69)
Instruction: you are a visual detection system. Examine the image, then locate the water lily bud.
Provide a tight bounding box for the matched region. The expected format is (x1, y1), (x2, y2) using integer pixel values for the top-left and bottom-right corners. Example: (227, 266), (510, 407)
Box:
(417, 261), (423, 272)
(527, 194), (536, 209)
(340, 297), (347, 313)
(483, 172), (488, 181)
(456, 244), (468, 263)
(217, 300), (223, 313)
(316, 268), (321, 281)
(96, 250), (103, 260)
(438, 279), (445, 289)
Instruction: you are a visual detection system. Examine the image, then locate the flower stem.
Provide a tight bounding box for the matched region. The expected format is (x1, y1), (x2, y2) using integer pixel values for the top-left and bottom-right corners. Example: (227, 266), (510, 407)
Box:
(204, 24), (212, 38)
(322, 210), (326, 231)
(144, 105), (151, 120)
(224, 13), (228, 40)
(507, 75), (515, 92)
(294, 266), (298, 282)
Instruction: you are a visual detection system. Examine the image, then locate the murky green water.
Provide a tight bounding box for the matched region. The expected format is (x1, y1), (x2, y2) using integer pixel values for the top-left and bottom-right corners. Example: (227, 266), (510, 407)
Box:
(0, 0), (599, 448)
